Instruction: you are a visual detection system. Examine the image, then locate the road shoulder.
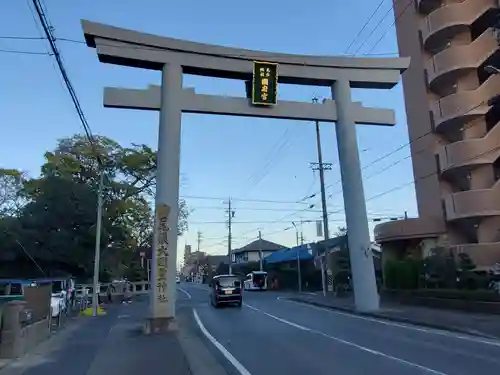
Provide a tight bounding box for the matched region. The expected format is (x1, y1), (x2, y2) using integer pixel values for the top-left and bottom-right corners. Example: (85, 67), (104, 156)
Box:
(176, 309), (229, 375)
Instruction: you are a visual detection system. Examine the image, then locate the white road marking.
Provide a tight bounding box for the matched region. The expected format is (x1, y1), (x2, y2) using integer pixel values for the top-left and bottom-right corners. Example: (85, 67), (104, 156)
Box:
(177, 287), (192, 299)
(314, 331), (449, 375)
(247, 302), (448, 375)
(244, 303), (310, 331)
(278, 297), (500, 347)
(192, 309), (252, 375)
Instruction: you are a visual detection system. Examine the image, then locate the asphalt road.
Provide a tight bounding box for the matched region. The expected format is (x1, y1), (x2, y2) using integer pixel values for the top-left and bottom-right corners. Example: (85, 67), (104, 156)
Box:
(178, 282), (500, 375)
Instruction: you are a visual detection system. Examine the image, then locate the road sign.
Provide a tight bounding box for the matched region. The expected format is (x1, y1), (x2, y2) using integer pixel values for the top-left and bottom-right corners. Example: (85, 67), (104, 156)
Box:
(252, 61), (278, 106)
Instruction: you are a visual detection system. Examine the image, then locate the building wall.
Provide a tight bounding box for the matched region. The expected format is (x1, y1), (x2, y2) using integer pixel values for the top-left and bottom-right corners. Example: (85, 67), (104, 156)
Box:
(377, 0), (500, 268)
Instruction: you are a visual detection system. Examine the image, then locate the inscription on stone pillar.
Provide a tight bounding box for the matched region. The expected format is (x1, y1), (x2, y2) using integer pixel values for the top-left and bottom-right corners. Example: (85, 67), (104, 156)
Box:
(155, 204), (170, 304)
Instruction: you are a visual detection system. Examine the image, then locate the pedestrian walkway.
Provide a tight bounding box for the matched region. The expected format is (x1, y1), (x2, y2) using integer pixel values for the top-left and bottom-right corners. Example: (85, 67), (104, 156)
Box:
(0, 302), (192, 375)
(288, 293), (500, 339)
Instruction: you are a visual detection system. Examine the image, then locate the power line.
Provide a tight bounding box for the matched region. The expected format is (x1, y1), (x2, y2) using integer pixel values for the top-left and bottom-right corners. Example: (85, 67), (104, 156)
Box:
(326, 100), (487, 200)
(191, 205), (323, 212)
(0, 33), (399, 60)
(241, 125), (298, 197)
(351, 2), (394, 55)
(0, 36), (45, 40)
(181, 194), (314, 205)
(0, 48), (49, 55)
(351, 0), (392, 56)
(189, 216), (401, 224)
(365, 0), (416, 55)
(189, 205), (400, 215)
(29, 0), (103, 167)
(327, 124), (500, 217)
(343, 0), (386, 54)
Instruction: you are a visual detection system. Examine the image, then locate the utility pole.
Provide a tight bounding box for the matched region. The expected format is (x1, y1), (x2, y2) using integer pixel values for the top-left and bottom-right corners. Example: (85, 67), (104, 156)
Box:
(291, 222), (302, 293)
(258, 230), (263, 271)
(311, 99), (332, 241)
(312, 97), (332, 297)
(226, 198), (234, 274)
(92, 171), (105, 317)
(292, 222), (299, 246)
(197, 231), (202, 252)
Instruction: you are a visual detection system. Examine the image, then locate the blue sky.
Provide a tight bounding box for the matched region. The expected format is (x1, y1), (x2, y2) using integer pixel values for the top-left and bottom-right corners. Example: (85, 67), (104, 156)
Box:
(1, 0), (417, 263)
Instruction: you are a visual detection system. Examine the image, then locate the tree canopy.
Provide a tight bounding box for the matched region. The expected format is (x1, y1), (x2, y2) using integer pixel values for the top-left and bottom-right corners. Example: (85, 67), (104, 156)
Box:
(0, 134), (188, 282)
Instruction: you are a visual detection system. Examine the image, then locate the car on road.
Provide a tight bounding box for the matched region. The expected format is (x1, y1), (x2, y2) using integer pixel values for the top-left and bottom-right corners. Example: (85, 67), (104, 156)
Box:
(209, 274), (242, 308)
(176, 276), (180, 284)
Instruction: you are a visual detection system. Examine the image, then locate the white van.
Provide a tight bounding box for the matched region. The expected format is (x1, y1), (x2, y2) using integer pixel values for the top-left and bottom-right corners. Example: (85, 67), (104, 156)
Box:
(244, 271), (268, 291)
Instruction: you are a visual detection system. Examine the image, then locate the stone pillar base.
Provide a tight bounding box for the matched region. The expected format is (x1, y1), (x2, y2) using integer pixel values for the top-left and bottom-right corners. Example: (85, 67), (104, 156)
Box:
(143, 317), (178, 335)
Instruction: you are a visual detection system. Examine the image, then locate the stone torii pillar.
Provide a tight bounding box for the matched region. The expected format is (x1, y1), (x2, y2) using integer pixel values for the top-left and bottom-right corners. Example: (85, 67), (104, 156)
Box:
(145, 63), (183, 332)
(333, 79), (378, 311)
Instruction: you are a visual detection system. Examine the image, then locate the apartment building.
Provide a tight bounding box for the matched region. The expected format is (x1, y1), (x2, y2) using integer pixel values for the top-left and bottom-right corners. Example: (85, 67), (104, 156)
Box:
(374, 0), (500, 269)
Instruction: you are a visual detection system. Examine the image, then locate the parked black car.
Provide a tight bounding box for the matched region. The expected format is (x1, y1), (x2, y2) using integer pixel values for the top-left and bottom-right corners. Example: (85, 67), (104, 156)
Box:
(209, 274), (242, 308)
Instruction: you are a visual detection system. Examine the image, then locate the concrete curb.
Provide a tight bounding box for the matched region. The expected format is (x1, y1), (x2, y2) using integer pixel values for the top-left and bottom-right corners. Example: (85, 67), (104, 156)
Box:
(286, 297), (498, 340)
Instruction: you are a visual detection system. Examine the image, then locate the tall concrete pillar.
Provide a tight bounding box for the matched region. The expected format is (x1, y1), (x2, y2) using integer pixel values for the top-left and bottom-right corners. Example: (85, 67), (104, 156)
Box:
(332, 79), (380, 312)
(149, 63), (183, 326)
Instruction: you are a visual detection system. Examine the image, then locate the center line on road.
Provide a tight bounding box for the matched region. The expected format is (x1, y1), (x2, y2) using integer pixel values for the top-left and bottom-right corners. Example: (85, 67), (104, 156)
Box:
(246, 302), (448, 375)
(177, 287), (192, 299)
(278, 297), (500, 347)
(244, 303), (310, 331)
(193, 309), (252, 375)
(314, 331), (449, 375)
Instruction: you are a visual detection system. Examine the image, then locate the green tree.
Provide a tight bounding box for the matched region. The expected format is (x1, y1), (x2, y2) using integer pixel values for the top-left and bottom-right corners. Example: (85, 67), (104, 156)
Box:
(0, 134), (189, 280)
(422, 247), (457, 288)
(457, 253), (475, 272)
(0, 168), (25, 216)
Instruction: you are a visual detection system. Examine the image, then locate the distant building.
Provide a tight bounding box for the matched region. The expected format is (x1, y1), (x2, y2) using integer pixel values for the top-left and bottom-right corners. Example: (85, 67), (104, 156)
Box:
(183, 244), (192, 265)
(232, 238), (285, 265)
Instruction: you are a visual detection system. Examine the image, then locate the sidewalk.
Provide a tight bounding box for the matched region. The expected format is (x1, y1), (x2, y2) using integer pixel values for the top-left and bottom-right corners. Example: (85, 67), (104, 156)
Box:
(287, 293), (500, 339)
(0, 302), (196, 375)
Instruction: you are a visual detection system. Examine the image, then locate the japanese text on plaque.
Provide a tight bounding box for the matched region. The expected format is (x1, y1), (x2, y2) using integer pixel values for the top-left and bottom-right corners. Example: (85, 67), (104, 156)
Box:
(251, 61), (278, 106)
(155, 205), (170, 303)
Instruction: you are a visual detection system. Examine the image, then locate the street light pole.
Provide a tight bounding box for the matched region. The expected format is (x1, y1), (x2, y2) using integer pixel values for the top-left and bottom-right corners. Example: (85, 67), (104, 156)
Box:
(92, 171), (105, 316)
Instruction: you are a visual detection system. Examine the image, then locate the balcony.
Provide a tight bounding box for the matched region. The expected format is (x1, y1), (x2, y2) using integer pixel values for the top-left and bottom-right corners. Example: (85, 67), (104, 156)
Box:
(432, 73), (499, 133)
(438, 122), (500, 175)
(426, 28), (498, 92)
(417, 0), (442, 14)
(450, 242), (500, 269)
(421, 0), (497, 52)
(444, 180), (500, 221)
(374, 217), (445, 243)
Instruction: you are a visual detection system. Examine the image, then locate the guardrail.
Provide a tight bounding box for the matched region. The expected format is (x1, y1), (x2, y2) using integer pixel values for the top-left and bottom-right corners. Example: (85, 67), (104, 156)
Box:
(77, 281), (150, 296)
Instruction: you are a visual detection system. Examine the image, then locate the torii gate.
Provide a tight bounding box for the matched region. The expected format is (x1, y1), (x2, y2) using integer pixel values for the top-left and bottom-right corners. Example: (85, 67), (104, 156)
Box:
(81, 19), (409, 331)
